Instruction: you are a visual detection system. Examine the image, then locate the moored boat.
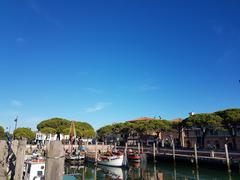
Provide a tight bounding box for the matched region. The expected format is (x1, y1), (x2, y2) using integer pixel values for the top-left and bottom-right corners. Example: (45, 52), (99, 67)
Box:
(127, 153), (141, 162)
(98, 154), (125, 167)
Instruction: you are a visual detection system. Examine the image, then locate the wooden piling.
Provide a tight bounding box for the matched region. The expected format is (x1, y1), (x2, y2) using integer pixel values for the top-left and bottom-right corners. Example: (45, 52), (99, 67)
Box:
(153, 143), (156, 163)
(172, 138), (176, 162)
(14, 139), (27, 180)
(45, 141), (65, 180)
(194, 143), (198, 169)
(0, 140), (7, 180)
(95, 141), (98, 164)
(225, 144), (231, 172)
(138, 142), (140, 154)
(124, 143), (128, 166)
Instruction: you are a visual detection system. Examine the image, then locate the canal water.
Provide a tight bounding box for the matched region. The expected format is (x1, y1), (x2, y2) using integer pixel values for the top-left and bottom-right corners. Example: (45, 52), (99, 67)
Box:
(64, 161), (240, 180)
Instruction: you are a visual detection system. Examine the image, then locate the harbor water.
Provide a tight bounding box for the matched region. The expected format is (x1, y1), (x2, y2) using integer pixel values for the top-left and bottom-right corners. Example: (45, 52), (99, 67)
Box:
(64, 161), (240, 180)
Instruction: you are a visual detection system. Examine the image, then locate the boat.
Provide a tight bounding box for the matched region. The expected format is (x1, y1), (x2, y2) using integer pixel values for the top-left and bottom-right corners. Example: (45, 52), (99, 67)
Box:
(127, 152), (141, 162)
(97, 153), (125, 167)
(65, 153), (85, 165)
(65, 121), (85, 164)
(24, 158), (45, 180)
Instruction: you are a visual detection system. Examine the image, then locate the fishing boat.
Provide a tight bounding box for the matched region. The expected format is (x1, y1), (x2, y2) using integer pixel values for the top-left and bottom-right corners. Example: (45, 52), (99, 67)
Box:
(97, 152), (125, 167)
(24, 158), (45, 180)
(127, 152), (141, 162)
(65, 121), (85, 164)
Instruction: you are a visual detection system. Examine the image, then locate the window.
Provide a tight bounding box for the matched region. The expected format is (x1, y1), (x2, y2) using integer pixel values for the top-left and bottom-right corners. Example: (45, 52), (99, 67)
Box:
(37, 171), (43, 176)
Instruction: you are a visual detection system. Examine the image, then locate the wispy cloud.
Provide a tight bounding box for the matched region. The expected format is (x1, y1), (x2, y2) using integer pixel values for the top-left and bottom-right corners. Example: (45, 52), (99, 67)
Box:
(10, 100), (23, 107)
(139, 84), (161, 91)
(85, 102), (111, 113)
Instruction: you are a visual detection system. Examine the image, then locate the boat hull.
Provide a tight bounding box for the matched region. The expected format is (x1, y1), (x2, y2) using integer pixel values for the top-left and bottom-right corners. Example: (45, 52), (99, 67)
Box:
(128, 154), (141, 162)
(98, 155), (124, 167)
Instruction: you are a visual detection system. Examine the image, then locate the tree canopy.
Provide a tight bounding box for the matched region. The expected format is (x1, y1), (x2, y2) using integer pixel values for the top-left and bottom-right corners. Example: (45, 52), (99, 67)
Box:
(215, 108), (240, 150)
(0, 125), (4, 139)
(13, 127), (36, 140)
(97, 120), (170, 143)
(184, 113), (222, 148)
(185, 113), (223, 131)
(40, 127), (56, 135)
(37, 118), (96, 138)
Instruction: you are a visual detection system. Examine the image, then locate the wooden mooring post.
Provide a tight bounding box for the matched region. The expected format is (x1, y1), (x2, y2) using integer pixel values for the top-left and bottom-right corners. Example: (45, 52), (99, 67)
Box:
(0, 140), (8, 180)
(153, 143), (156, 163)
(138, 142), (140, 154)
(172, 138), (176, 162)
(124, 142), (128, 164)
(194, 143), (198, 169)
(14, 139), (27, 180)
(225, 144), (231, 172)
(45, 141), (65, 180)
(95, 141), (98, 164)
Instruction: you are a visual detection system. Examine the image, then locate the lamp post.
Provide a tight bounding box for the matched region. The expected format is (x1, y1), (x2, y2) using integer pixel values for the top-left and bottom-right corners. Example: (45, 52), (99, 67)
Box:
(13, 116), (18, 139)
(14, 116), (18, 131)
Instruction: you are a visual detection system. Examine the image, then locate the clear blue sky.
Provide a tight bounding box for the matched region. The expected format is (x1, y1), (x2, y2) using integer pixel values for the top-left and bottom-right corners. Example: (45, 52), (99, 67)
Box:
(0, 0), (240, 131)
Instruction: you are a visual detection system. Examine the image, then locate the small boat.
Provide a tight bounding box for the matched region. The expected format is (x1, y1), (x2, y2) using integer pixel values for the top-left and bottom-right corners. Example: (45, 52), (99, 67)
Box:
(65, 153), (85, 165)
(65, 154), (85, 161)
(127, 153), (141, 162)
(24, 158), (45, 180)
(98, 154), (125, 167)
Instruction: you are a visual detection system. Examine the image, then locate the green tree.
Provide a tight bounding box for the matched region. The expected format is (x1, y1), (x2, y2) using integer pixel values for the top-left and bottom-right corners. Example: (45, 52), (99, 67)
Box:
(97, 120), (171, 144)
(13, 127), (36, 140)
(37, 118), (96, 138)
(171, 119), (184, 146)
(97, 125), (114, 142)
(134, 120), (169, 135)
(37, 118), (70, 133)
(117, 122), (136, 143)
(0, 125), (4, 139)
(40, 127), (56, 135)
(216, 108), (240, 150)
(185, 113), (223, 148)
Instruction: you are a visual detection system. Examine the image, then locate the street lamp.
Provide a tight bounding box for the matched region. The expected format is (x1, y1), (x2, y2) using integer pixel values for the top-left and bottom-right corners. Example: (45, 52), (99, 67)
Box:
(14, 116), (18, 131)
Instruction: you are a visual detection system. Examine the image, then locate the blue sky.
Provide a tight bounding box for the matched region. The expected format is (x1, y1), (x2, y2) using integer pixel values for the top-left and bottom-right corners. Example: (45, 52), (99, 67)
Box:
(0, 0), (240, 131)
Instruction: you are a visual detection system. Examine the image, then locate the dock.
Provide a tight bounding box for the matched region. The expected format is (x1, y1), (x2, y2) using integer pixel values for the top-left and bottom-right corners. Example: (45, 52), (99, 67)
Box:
(117, 145), (240, 170)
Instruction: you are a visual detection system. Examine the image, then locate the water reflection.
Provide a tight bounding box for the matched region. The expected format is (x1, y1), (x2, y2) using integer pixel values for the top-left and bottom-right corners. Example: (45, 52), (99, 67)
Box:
(64, 161), (240, 180)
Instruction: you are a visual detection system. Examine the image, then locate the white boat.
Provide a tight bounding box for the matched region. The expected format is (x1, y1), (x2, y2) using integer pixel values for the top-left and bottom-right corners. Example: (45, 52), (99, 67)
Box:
(97, 154), (125, 167)
(24, 159), (45, 180)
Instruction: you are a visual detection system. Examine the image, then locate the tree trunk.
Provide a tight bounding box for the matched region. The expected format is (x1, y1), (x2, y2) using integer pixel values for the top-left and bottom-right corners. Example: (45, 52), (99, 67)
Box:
(227, 127), (237, 150)
(232, 136), (237, 150)
(201, 132), (206, 149)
